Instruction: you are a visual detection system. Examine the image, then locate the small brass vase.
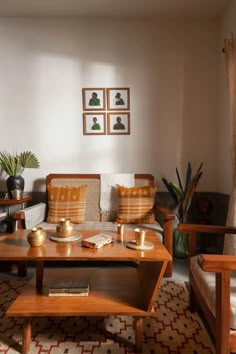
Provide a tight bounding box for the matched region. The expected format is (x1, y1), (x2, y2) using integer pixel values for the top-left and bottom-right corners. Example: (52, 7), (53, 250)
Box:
(27, 227), (46, 247)
(56, 218), (74, 238)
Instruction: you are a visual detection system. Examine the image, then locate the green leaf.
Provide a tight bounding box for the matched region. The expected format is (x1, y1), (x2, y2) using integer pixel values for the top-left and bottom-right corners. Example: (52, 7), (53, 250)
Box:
(184, 161), (192, 193)
(176, 167), (184, 193)
(0, 150), (40, 176)
(162, 178), (179, 205)
(19, 151), (40, 169)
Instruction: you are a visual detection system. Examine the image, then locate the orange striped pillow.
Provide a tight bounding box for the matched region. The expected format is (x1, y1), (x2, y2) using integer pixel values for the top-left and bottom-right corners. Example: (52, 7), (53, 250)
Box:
(47, 184), (88, 224)
(116, 185), (157, 224)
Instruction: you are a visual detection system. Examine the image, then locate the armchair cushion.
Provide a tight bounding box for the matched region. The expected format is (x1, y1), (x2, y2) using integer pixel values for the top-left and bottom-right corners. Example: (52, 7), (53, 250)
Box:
(47, 184), (88, 224)
(191, 255), (236, 330)
(116, 185), (156, 224)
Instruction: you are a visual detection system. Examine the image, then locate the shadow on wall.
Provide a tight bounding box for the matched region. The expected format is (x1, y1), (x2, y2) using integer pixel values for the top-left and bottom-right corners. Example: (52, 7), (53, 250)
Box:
(31, 178), (47, 204)
(33, 178), (46, 191)
(0, 178), (6, 192)
(156, 191), (229, 254)
(156, 191), (229, 226)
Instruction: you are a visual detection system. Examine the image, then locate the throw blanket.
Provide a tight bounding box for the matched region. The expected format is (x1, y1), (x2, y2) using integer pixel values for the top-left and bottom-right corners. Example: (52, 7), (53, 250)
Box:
(22, 202), (46, 229)
(100, 174), (135, 216)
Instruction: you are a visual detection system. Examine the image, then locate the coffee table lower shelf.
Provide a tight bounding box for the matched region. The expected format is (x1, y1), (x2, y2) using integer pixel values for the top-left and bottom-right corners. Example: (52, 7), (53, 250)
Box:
(7, 267), (158, 354)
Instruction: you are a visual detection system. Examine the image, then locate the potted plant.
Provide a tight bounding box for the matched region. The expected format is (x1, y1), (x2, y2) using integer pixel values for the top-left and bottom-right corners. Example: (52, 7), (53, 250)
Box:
(0, 150), (40, 199)
(162, 161), (203, 258)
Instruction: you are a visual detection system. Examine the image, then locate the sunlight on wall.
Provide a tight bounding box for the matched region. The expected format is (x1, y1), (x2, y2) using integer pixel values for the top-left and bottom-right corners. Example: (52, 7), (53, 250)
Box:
(0, 18), (220, 192)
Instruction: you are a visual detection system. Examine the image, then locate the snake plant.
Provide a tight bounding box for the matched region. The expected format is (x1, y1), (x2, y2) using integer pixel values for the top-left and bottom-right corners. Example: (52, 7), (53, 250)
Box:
(162, 161), (203, 223)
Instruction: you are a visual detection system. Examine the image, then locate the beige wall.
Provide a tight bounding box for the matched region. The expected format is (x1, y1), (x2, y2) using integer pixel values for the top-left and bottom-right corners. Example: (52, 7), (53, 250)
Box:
(219, 0), (236, 194)
(0, 17), (219, 192)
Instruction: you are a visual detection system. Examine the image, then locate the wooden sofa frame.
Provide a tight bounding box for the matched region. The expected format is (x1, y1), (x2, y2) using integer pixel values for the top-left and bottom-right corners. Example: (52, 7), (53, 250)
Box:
(14, 173), (175, 277)
(178, 223), (236, 354)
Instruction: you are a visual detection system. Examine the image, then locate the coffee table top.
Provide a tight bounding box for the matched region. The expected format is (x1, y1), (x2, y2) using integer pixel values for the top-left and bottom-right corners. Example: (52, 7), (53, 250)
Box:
(0, 229), (171, 262)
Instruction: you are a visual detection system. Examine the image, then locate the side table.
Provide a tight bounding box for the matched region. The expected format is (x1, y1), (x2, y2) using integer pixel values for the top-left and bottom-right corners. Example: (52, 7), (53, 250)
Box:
(0, 195), (32, 217)
(0, 195), (32, 276)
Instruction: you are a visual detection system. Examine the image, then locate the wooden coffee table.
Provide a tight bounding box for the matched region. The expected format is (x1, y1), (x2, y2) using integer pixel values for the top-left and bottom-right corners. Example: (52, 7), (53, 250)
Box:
(0, 229), (171, 354)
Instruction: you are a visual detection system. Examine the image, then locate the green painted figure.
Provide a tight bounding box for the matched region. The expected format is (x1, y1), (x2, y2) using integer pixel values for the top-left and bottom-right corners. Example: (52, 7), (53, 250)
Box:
(89, 92), (100, 106)
(115, 92), (125, 105)
(92, 117), (101, 130)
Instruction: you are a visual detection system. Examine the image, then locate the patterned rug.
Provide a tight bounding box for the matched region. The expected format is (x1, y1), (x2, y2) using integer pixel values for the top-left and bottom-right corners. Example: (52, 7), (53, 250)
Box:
(0, 280), (215, 354)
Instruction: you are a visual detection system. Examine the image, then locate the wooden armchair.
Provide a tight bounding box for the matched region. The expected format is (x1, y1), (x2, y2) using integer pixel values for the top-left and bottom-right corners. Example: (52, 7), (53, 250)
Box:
(178, 223), (236, 354)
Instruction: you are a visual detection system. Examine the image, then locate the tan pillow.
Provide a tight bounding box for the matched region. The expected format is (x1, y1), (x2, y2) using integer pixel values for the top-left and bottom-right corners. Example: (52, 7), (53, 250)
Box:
(47, 184), (88, 224)
(116, 185), (157, 224)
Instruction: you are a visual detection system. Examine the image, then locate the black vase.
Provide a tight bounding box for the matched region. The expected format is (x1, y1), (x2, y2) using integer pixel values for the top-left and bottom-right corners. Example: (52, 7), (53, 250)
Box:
(6, 175), (25, 199)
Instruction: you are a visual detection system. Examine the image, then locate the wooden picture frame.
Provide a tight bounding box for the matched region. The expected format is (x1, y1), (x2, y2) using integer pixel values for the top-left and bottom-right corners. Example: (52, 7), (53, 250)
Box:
(83, 113), (106, 135)
(107, 112), (130, 135)
(82, 88), (106, 111)
(107, 88), (130, 111)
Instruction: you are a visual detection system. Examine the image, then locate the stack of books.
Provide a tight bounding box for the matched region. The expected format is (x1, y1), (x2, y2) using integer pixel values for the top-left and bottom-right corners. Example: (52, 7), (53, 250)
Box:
(48, 280), (89, 296)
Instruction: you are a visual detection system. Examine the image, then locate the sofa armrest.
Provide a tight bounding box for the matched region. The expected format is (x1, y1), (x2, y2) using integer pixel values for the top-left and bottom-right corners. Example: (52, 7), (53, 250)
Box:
(13, 203), (47, 229)
(155, 205), (175, 277)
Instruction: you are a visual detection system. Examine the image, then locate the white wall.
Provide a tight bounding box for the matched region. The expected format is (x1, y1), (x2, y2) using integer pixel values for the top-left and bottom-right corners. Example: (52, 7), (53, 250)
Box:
(0, 17), (219, 192)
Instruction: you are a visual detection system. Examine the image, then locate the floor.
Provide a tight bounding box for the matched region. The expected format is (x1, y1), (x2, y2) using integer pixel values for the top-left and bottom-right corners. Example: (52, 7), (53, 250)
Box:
(171, 257), (189, 281)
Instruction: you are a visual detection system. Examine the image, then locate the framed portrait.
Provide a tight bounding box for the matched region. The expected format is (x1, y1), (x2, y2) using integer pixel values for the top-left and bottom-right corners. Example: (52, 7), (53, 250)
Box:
(107, 112), (130, 135)
(83, 113), (106, 135)
(82, 88), (106, 111)
(107, 88), (130, 111)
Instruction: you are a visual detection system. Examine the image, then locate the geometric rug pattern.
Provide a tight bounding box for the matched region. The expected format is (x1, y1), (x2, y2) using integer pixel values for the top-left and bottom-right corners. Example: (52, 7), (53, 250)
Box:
(0, 280), (215, 353)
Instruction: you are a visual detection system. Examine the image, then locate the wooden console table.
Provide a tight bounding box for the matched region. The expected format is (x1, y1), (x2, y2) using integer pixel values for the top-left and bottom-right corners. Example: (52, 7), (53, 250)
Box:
(0, 195), (32, 217)
(0, 195), (32, 275)
(0, 229), (171, 353)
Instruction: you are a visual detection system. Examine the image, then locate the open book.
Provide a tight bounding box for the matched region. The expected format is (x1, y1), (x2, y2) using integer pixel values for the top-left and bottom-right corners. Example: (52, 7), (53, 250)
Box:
(81, 234), (113, 249)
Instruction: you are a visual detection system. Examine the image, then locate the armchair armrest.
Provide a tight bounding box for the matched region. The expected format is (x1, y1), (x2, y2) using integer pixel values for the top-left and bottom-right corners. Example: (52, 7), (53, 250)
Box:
(199, 254), (236, 272)
(178, 223), (236, 258)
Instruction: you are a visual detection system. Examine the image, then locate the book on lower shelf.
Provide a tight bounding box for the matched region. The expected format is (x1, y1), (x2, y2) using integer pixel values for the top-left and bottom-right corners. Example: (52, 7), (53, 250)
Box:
(48, 279), (89, 297)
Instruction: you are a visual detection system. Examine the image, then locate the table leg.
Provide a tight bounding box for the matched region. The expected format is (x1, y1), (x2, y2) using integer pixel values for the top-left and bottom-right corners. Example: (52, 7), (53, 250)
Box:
(36, 261), (44, 290)
(17, 261), (27, 277)
(22, 318), (31, 354)
(134, 317), (143, 353)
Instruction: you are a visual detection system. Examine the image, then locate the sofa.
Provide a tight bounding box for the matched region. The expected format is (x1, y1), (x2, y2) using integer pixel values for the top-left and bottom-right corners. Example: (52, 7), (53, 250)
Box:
(14, 173), (175, 277)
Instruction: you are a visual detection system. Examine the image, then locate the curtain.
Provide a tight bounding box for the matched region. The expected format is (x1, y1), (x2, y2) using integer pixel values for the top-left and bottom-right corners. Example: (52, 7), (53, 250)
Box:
(223, 33), (236, 254)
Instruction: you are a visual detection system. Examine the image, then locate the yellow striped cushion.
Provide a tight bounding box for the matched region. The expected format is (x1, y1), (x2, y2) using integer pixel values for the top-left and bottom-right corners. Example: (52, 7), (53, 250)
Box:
(47, 184), (88, 224)
(116, 185), (157, 224)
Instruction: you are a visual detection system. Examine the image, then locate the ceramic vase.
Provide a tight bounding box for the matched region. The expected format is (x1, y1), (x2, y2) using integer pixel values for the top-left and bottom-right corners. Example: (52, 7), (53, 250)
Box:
(6, 175), (24, 199)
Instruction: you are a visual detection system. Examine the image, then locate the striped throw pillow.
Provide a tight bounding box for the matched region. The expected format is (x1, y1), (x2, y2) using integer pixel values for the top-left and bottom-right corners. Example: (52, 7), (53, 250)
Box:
(116, 185), (157, 224)
(47, 184), (88, 224)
